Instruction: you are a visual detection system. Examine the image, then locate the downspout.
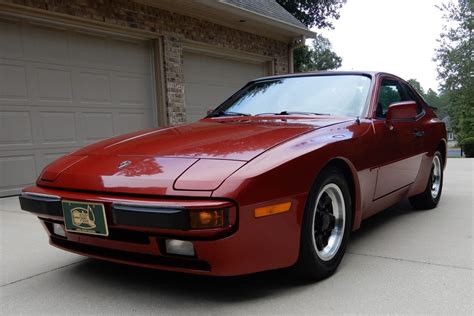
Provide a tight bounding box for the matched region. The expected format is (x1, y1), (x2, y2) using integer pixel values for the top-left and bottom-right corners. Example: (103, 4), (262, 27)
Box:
(288, 35), (305, 73)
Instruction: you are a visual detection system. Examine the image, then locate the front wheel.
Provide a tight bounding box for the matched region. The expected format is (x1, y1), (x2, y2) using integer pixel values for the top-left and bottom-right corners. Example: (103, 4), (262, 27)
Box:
(294, 166), (352, 281)
(409, 151), (444, 210)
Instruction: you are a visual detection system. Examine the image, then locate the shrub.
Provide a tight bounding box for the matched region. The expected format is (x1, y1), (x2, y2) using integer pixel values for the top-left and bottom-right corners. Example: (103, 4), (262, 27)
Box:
(462, 137), (474, 157)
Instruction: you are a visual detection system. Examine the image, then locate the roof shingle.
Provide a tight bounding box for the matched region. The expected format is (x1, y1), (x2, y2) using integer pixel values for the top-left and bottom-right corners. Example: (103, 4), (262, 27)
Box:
(221, 0), (307, 29)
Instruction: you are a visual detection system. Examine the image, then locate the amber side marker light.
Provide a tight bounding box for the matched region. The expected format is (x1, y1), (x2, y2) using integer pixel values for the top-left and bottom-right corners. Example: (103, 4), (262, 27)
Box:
(255, 201), (292, 218)
(190, 210), (224, 229)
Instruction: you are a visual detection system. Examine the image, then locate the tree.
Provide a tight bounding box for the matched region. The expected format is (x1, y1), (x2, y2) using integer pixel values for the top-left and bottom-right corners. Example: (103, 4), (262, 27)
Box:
(406, 79), (451, 120)
(294, 34), (342, 72)
(407, 79), (425, 96)
(277, 0), (346, 72)
(424, 88), (451, 120)
(434, 0), (473, 142)
(276, 0), (347, 29)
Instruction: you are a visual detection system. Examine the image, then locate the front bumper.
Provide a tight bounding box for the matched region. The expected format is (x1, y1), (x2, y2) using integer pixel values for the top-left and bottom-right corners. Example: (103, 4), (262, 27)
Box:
(20, 186), (305, 276)
(20, 192), (231, 232)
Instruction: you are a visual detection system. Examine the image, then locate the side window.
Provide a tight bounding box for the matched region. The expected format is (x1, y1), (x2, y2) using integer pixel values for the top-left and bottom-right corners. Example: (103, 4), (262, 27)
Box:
(376, 79), (403, 118)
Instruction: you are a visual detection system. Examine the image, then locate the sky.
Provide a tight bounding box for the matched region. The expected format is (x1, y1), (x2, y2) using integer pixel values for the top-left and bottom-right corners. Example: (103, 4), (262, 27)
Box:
(315, 0), (447, 93)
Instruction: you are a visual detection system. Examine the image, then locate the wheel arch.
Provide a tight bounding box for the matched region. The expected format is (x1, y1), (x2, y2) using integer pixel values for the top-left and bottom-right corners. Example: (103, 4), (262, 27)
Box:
(437, 139), (447, 169)
(319, 157), (362, 231)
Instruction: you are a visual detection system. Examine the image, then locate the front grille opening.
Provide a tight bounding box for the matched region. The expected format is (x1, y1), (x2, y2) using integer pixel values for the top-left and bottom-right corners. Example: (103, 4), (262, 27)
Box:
(43, 221), (67, 240)
(51, 236), (211, 271)
(42, 220), (150, 245)
(102, 228), (150, 244)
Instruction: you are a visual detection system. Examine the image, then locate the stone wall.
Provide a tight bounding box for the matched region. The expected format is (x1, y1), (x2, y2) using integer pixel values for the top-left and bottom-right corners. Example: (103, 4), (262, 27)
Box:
(5, 0), (290, 124)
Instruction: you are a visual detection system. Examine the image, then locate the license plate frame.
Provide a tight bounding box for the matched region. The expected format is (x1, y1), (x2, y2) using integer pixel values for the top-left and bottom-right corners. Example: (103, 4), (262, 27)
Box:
(62, 200), (109, 236)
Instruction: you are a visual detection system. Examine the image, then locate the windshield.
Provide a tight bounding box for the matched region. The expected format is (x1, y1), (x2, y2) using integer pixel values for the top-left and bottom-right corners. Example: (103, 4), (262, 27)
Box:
(213, 75), (371, 117)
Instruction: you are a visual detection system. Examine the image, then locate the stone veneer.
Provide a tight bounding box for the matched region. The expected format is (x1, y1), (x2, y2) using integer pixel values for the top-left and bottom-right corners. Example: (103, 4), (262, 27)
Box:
(6, 0), (290, 125)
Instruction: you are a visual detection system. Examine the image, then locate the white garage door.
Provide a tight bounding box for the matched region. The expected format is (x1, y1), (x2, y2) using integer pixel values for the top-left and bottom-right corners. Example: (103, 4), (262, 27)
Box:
(183, 51), (266, 122)
(0, 19), (155, 196)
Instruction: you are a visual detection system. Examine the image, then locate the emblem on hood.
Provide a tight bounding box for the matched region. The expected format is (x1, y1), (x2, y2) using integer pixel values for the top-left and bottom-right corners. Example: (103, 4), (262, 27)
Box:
(118, 160), (132, 169)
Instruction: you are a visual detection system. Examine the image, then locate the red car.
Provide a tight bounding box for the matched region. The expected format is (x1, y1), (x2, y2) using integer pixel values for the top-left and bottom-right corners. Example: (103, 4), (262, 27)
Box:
(20, 71), (446, 280)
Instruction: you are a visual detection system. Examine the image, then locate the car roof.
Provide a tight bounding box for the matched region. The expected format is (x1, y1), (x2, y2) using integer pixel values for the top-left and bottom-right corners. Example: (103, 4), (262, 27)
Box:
(252, 70), (404, 82)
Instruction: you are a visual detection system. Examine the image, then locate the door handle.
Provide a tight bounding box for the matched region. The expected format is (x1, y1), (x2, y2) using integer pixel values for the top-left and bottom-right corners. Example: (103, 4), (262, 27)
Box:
(413, 129), (425, 137)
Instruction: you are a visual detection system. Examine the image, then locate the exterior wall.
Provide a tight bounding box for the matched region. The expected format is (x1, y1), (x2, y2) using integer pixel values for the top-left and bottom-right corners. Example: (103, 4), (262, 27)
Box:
(5, 0), (290, 125)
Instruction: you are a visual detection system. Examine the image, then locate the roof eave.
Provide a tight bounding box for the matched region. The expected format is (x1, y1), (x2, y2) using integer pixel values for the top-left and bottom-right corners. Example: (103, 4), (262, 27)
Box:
(208, 1), (316, 39)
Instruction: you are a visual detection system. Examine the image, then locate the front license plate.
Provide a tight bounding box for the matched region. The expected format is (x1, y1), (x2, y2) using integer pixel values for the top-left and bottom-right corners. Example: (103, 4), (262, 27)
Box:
(62, 200), (109, 236)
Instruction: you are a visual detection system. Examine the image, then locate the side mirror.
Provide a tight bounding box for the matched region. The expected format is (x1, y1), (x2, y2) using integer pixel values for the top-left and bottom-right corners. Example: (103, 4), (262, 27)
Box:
(386, 101), (417, 130)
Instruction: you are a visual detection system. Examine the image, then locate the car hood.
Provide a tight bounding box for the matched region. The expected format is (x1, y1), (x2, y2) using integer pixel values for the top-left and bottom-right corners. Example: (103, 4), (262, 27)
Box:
(38, 118), (350, 195)
(72, 118), (347, 160)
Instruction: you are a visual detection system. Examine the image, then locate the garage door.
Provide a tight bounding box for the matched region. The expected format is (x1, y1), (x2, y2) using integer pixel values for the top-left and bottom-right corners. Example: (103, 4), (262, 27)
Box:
(183, 51), (266, 122)
(0, 19), (155, 196)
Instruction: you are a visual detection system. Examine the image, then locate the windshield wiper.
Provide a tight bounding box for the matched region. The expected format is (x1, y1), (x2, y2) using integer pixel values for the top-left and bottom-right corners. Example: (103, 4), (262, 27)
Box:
(256, 111), (330, 116)
(210, 110), (251, 117)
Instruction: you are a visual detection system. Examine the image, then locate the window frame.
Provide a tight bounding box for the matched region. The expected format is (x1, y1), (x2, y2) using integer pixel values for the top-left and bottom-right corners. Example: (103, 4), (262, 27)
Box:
(372, 75), (426, 120)
(208, 73), (374, 119)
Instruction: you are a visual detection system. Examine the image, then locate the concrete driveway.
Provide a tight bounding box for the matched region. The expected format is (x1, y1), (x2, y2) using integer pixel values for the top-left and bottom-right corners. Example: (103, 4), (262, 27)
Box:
(1, 158), (472, 315)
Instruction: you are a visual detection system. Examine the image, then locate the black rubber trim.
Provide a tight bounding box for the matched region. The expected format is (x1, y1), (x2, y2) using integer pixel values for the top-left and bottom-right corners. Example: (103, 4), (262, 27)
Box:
(50, 236), (211, 271)
(19, 194), (62, 216)
(112, 203), (190, 230)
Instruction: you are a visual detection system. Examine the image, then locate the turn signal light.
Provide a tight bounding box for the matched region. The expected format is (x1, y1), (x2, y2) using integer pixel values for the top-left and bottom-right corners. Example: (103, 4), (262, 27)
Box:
(190, 209), (224, 229)
(254, 202), (292, 218)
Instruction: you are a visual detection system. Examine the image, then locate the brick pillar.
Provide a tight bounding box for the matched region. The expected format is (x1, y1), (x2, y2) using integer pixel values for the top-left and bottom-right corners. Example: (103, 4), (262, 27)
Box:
(162, 36), (186, 125)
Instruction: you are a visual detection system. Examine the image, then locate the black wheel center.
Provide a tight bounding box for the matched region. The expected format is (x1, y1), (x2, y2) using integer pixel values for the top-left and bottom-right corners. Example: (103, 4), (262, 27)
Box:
(314, 192), (336, 250)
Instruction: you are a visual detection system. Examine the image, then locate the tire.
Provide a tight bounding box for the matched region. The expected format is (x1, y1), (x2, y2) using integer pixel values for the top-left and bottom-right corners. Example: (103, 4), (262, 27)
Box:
(294, 166), (352, 281)
(409, 151), (444, 210)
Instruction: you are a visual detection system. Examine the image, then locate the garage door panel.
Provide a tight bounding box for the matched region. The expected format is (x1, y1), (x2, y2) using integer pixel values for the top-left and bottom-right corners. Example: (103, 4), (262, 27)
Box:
(78, 72), (111, 104)
(36, 67), (73, 102)
(184, 51), (266, 122)
(0, 111), (33, 146)
(185, 82), (236, 108)
(231, 67), (264, 83)
(0, 154), (37, 192)
(81, 112), (114, 142)
(0, 63), (28, 100)
(23, 25), (69, 64)
(0, 20), (23, 59)
(113, 75), (151, 108)
(70, 32), (108, 67)
(116, 111), (153, 134)
(109, 39), (151, 74)
(39, 111), (77, 144)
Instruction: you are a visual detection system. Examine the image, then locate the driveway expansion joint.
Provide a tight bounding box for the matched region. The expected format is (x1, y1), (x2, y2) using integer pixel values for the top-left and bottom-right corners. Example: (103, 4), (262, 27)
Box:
(347, 251), (472, 270)
(1, 260), (87, 288)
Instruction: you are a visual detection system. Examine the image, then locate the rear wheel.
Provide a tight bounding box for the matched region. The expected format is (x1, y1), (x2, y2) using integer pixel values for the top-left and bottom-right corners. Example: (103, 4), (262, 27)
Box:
(409, 151), (443, 210)
(294, 166), (352, 281)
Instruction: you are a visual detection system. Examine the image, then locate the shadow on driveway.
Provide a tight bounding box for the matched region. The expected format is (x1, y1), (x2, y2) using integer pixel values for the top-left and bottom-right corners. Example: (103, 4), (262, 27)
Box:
(349, 199), (415, 243)
(63, 199), (416, 302)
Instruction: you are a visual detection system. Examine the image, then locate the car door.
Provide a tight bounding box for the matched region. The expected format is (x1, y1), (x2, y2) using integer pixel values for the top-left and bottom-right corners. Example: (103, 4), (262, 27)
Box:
(372, 78), (424, 199)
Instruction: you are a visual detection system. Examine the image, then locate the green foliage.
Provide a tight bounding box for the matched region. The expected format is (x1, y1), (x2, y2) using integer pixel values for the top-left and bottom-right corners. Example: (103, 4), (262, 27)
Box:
(278, 0), (346, 73)
(294, 34), (342, 72)
(407, 79), (425, 95)
(405, 79), (451, 120)
(434, 0), (474, 142)
(424, 89), (451, 119)
(276, 0), (347, 29)
(461, 137), (474, 157)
